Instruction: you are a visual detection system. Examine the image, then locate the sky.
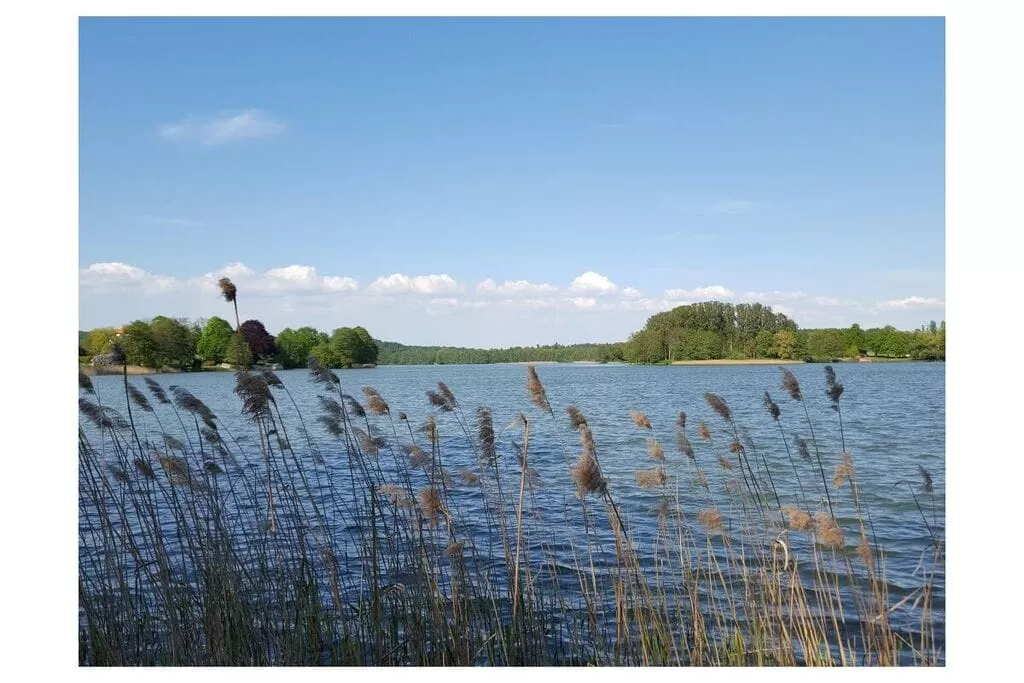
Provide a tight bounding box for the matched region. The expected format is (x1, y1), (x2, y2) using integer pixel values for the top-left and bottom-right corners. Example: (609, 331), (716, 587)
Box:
(79, 17), (945, 347)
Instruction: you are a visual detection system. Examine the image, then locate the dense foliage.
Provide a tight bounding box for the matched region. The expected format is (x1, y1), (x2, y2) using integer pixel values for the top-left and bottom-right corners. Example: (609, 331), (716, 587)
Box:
(622, 302), (945, 363)
(79, 317), (380, 370)
(376, 341), (626, 365)
(78, 301), (944, 371)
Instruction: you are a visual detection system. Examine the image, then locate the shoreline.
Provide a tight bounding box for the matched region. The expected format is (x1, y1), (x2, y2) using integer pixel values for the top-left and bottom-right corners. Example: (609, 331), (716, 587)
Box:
(670, 359), (806, 366)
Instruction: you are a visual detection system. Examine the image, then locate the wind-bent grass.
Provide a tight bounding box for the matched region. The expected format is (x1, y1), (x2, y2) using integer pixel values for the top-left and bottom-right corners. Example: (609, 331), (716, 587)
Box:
(78, 362), (943, 666)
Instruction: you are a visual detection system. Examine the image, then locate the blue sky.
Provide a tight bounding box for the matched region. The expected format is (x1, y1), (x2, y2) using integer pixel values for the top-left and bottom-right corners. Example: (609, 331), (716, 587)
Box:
(79, 17), (944, 346)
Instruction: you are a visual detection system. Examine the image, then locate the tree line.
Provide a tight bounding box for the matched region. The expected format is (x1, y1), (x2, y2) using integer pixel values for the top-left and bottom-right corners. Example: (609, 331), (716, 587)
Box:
(621, 301), (945, 363)
(79, 297), (944, 371)
(80, 317), (379, 371)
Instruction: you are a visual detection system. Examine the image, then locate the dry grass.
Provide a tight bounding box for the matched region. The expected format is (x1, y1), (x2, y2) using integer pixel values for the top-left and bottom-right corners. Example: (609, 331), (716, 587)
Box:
(77, 362), (943, 667)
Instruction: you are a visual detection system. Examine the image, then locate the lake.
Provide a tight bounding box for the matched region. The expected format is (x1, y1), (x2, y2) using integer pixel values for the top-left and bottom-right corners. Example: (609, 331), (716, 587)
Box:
(80, 361), (945, 663)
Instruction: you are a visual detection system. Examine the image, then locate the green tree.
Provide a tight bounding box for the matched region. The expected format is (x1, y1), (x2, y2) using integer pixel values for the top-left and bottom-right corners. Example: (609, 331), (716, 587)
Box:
(225, 332), (253, 369)
(276, 326), (328, 369)
(807, 329), (847, 360)
(352, 326), (379, 365)
(197, 317), (235, 364)
(329, 327), (360, 367)
(150, 316), (196, 369)
(83, 327), (118, 358)
(309, 341), (343, 368)
(773, 329), (796, 359)
(121, 320), (157, 368)
(754, 330), (775, 358)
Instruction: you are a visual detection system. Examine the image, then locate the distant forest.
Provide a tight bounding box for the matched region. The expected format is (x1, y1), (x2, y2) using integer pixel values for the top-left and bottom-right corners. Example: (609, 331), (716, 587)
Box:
(377, 301), (945, 365)
(79, 300), (945, 371)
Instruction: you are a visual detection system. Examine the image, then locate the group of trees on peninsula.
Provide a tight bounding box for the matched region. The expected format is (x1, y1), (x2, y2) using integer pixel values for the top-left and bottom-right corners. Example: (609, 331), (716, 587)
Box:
(621, 301), (945, 363)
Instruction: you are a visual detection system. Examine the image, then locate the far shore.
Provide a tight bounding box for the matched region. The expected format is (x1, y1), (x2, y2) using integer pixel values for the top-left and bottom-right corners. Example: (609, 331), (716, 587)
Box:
(670, 359), (806, 366)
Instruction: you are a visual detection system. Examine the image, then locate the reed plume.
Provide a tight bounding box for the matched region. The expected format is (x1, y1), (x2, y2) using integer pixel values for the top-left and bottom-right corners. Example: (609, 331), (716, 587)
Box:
(526, 366), (552, 415)
(728, 439), (744, 455)
(698, 421), (711, 441)
(567, 406), (588, 429)
(260, 369), (283, 388)
(405, 445), (430, 469)
(676, 431), (694, 459)
(814, 512), (845, 549)
(477, 407), (496, 464)
(132, 457), (155, 480)
(317, 415), (344, 437)
(218, 277), (240, 329)
(162, 433), (184, 452)
(825, 365), (844, 407)
(127, 383), (153, 413)
(919, 465), (934, 494)
(397, 411), (408, 421)
(458, 468), (481, 486)
(676, 412), (687, 429)
(571, 451), (607, 497)
(343, 394), (366, 418)
(218, 277), (237, 303)
(647, 438), (665, 462)
(697, 509), (723, 533)
(636, 468), (668, 489)
(144, 377), (171, 404)
(379, 484), (412, 508)
(421, 416), (438, 444)
(781, 368), (803, 401)
(629, 411), (652, 430)
(79, 371), (94, 394)
(318, 395), (343, 418)
(170, 386), (218, 430)
(763, 392), (780, 421)
(418, 486), (443, 525)
(362, 387), (390, 415)
(782, 506), (813, 532)
(717, 455), (734, 471)
(832, 453), (855, 488)
(437, 382), (459, 409)
(234, 371), (275, 423)
(308, 356), (339, 386)
(79, 398), (114, 429)
(427, 390), (453, 412)
(705, 393), (731, 421)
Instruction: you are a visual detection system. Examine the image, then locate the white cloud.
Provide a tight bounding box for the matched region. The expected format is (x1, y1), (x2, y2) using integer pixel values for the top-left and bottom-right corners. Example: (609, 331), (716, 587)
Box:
(80, 262), (178, 294)
(876, 296), (945, 310)
(665, 285), (734, 300)
(322, 275), (359, 292)
(367, 273), (459, 295)
(622, 286), (642, 298)
(158, 109), (287, 146)
(569, 297), (598, 310)
(476, 278), (558, 296)
(193, 263), (358, 296)
(570, 271), (617, 295)
(428, 297), (460, 308)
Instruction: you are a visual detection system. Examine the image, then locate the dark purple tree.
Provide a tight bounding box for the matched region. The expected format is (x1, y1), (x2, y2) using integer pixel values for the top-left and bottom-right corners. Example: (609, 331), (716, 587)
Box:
(238, 320), (277, 360)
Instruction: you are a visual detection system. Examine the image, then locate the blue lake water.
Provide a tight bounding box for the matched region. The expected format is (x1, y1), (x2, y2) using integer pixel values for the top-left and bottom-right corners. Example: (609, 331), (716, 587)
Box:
(80, 361), (945, 661)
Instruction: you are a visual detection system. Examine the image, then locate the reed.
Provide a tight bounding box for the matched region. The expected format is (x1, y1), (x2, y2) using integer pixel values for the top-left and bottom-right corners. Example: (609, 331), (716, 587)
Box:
(78, 362), (943, 667)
